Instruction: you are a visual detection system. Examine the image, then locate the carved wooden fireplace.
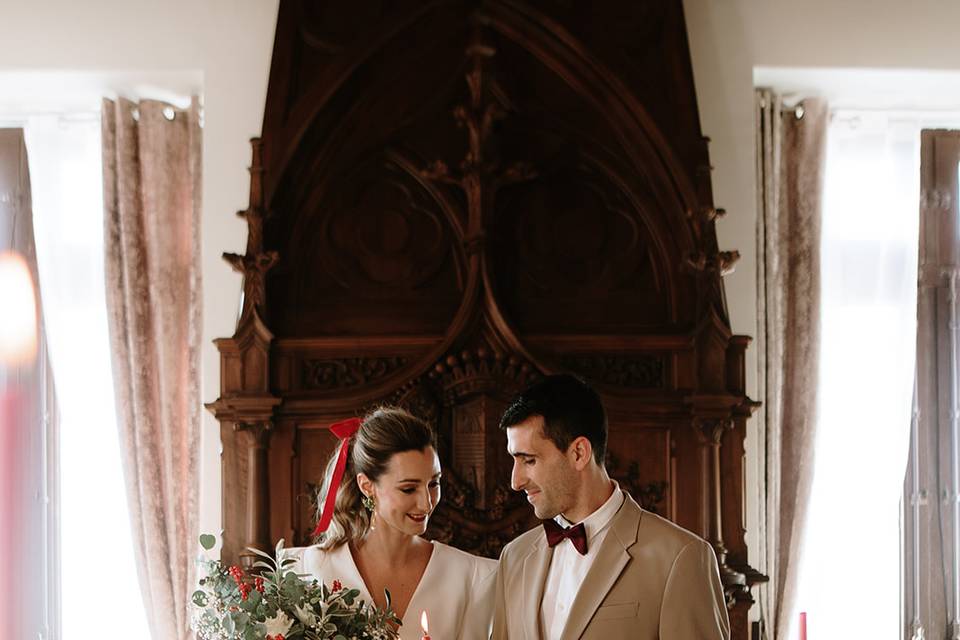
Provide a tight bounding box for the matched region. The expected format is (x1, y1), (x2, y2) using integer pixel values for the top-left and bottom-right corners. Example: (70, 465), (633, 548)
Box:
(208, 1), (765, 636)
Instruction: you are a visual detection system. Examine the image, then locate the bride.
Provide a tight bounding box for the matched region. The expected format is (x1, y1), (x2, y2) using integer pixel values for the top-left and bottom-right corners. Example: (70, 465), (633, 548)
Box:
(287, 407), (497, 639)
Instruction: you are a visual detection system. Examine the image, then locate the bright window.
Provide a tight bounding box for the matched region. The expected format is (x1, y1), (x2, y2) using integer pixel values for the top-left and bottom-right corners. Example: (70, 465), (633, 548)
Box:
(791, 112), (960, 639)
(26, 115), (151, 639)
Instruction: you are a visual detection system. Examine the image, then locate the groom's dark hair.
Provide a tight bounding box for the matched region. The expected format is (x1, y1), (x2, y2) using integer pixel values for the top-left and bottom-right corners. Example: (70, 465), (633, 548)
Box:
(499, 374), (608, 465)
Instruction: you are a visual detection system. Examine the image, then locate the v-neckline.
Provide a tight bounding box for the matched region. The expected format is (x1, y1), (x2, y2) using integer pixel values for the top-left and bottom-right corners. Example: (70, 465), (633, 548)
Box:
(342, 539), (438, 626)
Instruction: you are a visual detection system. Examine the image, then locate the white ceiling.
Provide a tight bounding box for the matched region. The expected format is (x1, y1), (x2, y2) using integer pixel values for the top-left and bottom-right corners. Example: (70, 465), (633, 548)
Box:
(755, 66), (960, 115)
(0, 70), (200, 125)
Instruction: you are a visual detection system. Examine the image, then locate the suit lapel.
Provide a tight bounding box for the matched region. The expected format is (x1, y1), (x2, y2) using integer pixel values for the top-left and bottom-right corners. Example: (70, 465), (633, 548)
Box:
(560, 495), (642, 640)
(519, 532), (554, 640)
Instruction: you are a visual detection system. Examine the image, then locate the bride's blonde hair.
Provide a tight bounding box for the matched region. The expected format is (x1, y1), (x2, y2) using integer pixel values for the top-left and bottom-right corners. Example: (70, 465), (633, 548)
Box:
(314, 406), (435, 549)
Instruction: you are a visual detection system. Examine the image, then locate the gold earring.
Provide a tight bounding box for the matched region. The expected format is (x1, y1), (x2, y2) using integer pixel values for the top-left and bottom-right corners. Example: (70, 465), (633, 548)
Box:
(362, 494), (376, 531)
(361, 494), (375, 512)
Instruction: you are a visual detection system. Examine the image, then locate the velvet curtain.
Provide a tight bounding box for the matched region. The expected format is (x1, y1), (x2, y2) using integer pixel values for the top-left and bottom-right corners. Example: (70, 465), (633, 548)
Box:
(754, 91), (828, 640)
(101, 98), (202, 640)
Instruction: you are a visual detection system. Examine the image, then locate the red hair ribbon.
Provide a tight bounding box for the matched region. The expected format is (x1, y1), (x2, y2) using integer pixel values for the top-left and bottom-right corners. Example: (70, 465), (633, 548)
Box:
(311, 417), (363, 537)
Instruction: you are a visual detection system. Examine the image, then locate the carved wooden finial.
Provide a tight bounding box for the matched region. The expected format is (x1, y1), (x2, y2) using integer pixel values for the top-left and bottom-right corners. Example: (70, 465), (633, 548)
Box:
(685, 250), (740, 276)
(687, 205), (727, 222)
(224, 138), (279, 325)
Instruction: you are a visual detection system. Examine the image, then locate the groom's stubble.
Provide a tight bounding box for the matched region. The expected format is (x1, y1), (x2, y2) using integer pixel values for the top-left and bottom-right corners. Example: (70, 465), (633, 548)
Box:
(506, 416), (580, 520)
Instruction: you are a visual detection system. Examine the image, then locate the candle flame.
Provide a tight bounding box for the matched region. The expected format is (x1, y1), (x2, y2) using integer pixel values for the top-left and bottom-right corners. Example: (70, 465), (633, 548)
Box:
(420, 610), (429, 634)
(0, 251), (38, 366)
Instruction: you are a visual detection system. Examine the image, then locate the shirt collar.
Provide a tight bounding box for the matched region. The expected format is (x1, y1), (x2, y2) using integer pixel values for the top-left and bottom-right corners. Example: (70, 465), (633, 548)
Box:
(555, 480), (624, 542)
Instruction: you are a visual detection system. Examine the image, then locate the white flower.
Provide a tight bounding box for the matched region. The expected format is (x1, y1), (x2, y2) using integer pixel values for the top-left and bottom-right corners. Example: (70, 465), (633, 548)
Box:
(261, 611), (294, 637)
(293, 603), (317, 628)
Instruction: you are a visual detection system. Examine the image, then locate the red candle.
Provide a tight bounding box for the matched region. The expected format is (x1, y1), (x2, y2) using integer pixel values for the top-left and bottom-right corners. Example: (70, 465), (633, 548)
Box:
(799, 611), (807, 640)
(420, 610), (431, 640)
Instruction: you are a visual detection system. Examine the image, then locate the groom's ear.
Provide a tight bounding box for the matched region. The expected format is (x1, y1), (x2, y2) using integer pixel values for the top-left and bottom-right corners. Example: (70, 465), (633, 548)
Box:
(569, 436), (593, 471)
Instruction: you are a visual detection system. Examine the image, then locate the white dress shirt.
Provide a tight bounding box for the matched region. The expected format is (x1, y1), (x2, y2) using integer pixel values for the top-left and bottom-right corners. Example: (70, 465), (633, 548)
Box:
(540, 482), (625, 639)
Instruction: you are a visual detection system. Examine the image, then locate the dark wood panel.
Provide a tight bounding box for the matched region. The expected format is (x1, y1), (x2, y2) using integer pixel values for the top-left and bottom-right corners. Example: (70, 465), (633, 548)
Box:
(291, 423), (342, 545)
(606, 423), (672, 519)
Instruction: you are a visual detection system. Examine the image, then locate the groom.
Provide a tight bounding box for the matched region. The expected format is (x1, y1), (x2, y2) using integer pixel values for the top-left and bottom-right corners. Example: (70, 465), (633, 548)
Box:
(491, 374), (729, 639)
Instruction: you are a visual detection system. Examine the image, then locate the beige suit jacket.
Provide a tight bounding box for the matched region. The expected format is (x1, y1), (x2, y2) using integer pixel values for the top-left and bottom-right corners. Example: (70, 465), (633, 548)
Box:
(491, 494), (729, 640)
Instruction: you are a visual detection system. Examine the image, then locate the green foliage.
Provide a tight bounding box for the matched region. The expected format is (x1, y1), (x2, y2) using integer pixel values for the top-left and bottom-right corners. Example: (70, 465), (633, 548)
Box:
(191, 534), (401, 640)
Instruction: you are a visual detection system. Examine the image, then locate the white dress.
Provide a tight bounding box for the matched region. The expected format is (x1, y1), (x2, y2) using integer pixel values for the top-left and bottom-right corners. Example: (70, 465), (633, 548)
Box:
(285, 541), (497, 640)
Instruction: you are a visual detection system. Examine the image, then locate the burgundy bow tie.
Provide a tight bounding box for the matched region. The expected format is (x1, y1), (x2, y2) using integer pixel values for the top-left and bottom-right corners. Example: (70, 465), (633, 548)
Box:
(543, 519), (588, 555)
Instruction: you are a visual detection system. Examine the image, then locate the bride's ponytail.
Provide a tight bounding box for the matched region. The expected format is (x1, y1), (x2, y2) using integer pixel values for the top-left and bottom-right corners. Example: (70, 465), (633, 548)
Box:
(314, 450), (369, 548)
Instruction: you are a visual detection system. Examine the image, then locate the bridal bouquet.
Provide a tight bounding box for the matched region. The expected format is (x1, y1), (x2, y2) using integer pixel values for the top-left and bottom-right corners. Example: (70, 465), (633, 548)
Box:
(191, 535), (401, 640)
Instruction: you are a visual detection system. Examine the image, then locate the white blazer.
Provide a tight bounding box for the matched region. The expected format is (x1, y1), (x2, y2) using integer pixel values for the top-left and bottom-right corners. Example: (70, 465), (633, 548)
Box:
(286, 541), (497, 640)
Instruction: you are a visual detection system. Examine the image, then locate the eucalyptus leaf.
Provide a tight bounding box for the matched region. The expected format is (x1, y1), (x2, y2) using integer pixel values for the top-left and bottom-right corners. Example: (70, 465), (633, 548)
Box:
(245, 546), (277, 562)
